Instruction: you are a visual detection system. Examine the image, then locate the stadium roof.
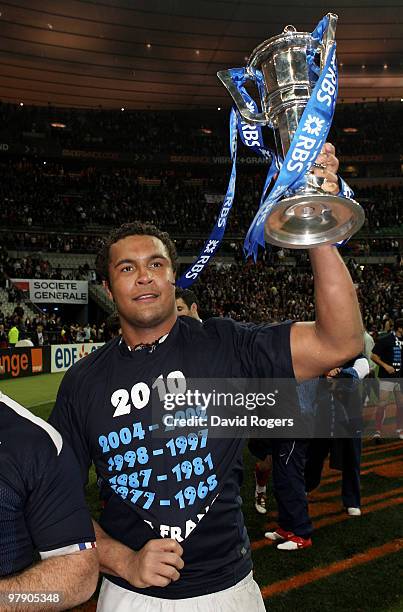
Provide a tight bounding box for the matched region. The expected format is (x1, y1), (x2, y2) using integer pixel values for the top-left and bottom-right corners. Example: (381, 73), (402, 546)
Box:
(0, 0), (402, 110)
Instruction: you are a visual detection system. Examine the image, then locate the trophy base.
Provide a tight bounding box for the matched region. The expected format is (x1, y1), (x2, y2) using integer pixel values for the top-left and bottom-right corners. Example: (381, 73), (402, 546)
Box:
(264, 193), (365, 248)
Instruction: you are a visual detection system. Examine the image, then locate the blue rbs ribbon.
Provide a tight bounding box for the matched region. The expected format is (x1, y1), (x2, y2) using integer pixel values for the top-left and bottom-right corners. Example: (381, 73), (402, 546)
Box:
(176, 15), (353, 288)
(176, 109), (238, 289)
(177, 87), (278, 288)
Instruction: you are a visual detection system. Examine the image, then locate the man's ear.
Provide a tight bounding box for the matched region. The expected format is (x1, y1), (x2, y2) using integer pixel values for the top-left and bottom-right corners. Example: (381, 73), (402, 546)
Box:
(102, 280), (113, 302)
(191, 303), (198, 316)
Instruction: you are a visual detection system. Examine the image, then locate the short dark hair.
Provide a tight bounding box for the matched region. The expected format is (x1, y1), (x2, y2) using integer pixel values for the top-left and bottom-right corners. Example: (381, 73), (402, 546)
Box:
(175, 287), (198, 309)
(395, 318), (403, 330)
(96, 221), (178, 284)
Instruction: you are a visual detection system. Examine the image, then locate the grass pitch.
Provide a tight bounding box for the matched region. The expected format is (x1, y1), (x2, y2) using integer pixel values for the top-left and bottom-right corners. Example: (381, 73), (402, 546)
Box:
(0, 372), (65, 411)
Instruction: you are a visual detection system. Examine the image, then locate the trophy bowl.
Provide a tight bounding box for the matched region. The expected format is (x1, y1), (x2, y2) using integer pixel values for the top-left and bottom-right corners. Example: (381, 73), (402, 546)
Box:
(217, 14), (365, 249)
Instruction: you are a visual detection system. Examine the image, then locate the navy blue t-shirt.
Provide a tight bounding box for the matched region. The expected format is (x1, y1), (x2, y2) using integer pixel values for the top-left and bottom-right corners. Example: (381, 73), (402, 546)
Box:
(372, 332), (402, 378)
(0, 393), (95, 577)
(49, 316), (294, 599)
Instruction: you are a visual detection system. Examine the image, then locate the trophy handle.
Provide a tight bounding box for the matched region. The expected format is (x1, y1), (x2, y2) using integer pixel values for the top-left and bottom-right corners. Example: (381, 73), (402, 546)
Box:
(217, 69), (268, 125)
(321, 13), (338, 70)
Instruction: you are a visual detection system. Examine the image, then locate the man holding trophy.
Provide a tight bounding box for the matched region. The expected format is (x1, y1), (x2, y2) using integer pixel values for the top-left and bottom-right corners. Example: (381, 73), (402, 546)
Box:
(49, 13), (365, 612)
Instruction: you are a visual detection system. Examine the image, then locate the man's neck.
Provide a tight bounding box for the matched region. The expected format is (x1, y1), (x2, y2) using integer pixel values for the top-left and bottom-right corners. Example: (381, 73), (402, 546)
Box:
(121, 317), (177, 349)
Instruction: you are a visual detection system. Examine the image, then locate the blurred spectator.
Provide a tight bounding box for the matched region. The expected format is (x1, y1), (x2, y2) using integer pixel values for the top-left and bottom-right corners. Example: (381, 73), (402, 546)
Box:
(75, 326), (86, 343)
(83, 323), (92, 343)
(90, 324), (98, 342)
(104, 312), (121, 340)
(8, 324), (19, 346)
(32, 323), (48, 347)
(0, 324), (7, 348)
(60, 325), (73, 344)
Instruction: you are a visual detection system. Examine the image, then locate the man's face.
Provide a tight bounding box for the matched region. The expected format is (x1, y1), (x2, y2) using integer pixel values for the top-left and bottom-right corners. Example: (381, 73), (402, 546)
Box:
(176, 297), (198, 320)
(107, 234), (176, 329)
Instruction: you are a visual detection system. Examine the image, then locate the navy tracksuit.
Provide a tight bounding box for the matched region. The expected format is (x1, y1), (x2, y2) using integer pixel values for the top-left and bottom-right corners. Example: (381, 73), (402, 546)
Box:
(305, 360), (364, 508)
(305, 437), (361, 508)
(249, 380), (317, 538)
(271, 439), (313, 537)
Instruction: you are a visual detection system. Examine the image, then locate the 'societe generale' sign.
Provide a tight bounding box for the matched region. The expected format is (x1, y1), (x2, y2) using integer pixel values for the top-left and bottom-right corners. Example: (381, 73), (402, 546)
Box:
(11, 279), (88, 304)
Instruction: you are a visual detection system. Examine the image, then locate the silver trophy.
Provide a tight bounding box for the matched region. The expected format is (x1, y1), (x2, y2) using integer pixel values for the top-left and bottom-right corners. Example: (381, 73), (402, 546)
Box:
(218, 13), (365, 248)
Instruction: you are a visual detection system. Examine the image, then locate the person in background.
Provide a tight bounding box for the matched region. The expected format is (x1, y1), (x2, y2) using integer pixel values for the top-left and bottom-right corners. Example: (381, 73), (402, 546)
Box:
(84, 323), (92, 343)
(262, 380), (317, 551)
(371, 318), (403, 442)
(248, 439), (272, 516)
(32, 323), (48, 347)
(104, 312), (121, 340)
(175, 287), (201, 321)
(7, 323), (19, 347)
(0, 324), (7, 348)
(97, 321), (106, 342)
(60, 325), (73, 344)
(305, 355), (369, 516)
(75, 325), (86, 343)
(362, 329), (379, 406)
(91, 324), (98, 342)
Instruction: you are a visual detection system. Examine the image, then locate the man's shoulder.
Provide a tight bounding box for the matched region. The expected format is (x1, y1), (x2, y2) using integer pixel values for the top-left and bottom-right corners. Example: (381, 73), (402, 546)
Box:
(201, 317), (292, 335)
(178, 316), (248, 340)
(177, 317), (293, 357)
(62, 338), (119, 382)
(0, 393), (62, 461)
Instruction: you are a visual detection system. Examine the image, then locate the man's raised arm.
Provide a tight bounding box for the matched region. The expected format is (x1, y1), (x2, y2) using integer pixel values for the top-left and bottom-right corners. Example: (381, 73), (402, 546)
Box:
(290, 144), (364, 380)
(291, 246), (363, 381)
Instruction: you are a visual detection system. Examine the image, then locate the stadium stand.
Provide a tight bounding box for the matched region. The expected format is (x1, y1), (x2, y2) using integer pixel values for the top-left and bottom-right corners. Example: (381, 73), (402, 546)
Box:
(0, 101), (401, 345)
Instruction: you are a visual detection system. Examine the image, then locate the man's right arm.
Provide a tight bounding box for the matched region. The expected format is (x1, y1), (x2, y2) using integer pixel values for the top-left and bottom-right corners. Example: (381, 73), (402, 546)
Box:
(93, 520), (184, 589)
(0, 549), (98, 611)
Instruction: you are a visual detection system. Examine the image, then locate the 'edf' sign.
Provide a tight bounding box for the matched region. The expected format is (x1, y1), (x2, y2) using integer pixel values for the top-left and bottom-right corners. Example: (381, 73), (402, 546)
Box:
(51, 343), (104, 372)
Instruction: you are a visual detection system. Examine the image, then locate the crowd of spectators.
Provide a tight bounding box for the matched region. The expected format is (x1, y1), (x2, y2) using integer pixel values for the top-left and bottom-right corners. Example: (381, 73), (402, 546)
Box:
(1, 255), (401, 347)
(0, 100), (402, 157)
(0, 240), (96, 285)
(0, 100), (401, 238)
(0, 302), (119, 348)
(193, 259), (403, 331)
(1, 230), (401, 294)
(358, 185), (402, 232)
(0, 160), (402, 235)
(0, 228), (400, 262)
(0, 102), (226, 157)
(0, 100), (401, 349)
(331, 101), (403, 156)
